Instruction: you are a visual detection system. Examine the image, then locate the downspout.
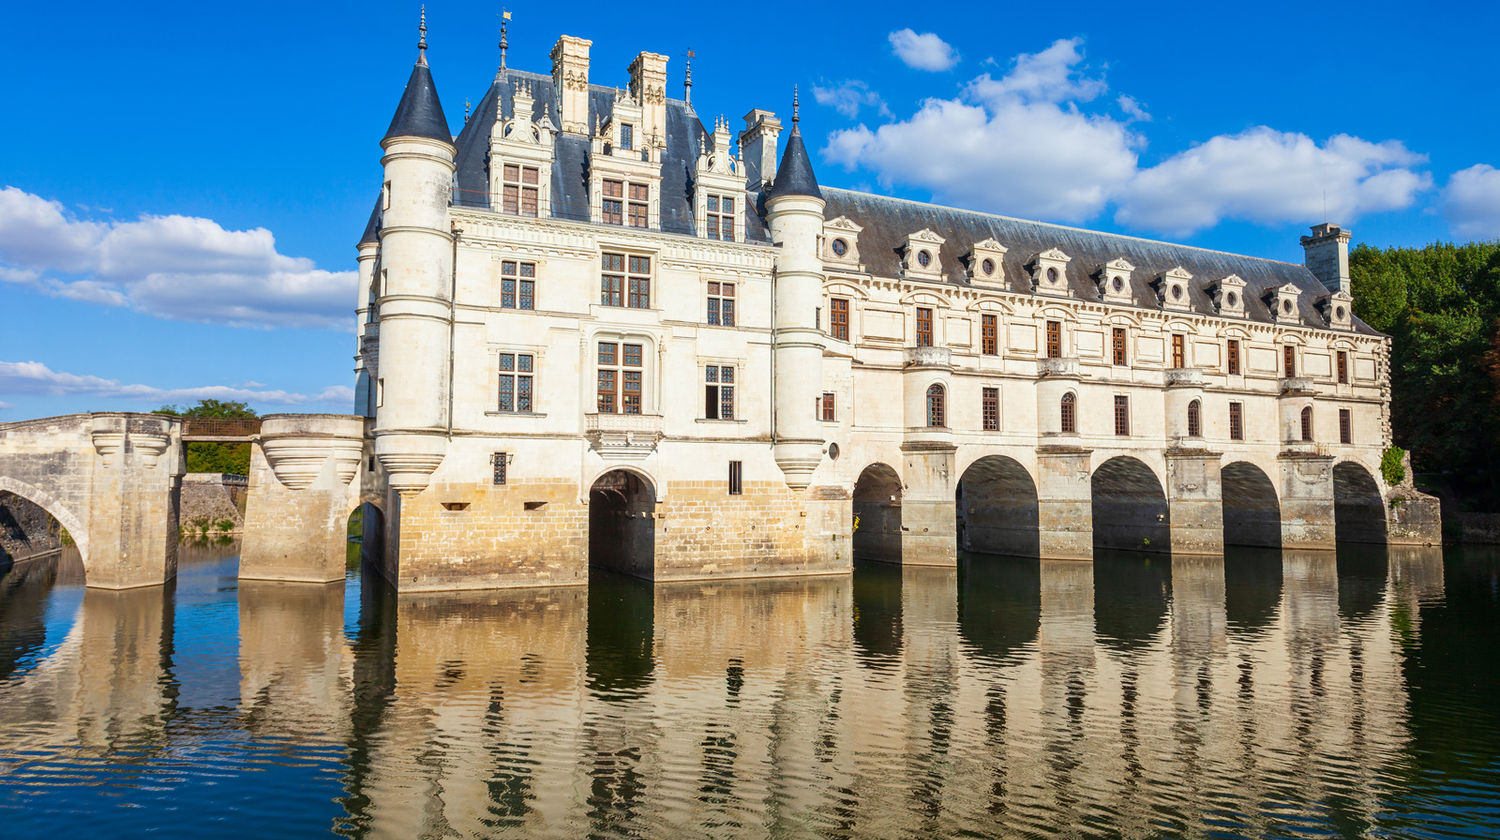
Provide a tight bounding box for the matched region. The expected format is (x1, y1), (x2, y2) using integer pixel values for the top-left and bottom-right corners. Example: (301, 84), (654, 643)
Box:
(769, 258), (777, 446)
(447, 224), (461, 440)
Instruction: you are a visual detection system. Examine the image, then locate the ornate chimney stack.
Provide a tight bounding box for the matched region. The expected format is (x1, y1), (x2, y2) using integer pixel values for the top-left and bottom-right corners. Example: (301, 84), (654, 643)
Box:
(1301, 223), (1353, 295)
(550, 35), (592, 134)
(627, 51), (669, 147)
(739, 109), (782, 191)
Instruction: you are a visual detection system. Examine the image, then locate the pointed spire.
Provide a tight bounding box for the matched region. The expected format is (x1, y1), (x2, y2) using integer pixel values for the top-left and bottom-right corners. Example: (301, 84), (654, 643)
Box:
(684, 48), (695, 105)
(384, 8), (452, 145)
(464, 99), (471, 123)
(499, 9), (510, 72)
(417, 5), (428, 66)
(767, 86), (821, 200)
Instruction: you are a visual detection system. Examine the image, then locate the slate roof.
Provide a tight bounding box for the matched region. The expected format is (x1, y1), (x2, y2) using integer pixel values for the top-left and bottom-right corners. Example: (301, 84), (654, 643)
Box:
(821, 188), (1375, 334)
(359, 197), (382, 246)
(384, 60), (452, 145)
(767, 126), (821, 201)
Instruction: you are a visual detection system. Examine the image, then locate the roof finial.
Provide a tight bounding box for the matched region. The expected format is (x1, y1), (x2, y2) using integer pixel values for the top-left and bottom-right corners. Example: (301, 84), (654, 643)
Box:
(464, 99), (471, 122)
(499, 9), (511, 72)
(684, 48), (695, 105)
(792, 85), (800, 127)
(417, 5), (428, 65)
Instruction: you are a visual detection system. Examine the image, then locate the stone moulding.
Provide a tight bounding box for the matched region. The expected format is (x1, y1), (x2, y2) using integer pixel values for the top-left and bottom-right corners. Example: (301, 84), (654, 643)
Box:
(259, 414), (367, 490)
(584, 412), (664, 459)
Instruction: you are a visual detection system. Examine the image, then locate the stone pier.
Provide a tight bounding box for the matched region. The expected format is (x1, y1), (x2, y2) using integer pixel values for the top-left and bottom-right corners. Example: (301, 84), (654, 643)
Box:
(1165, 450), (1225, 555)
(1278, 453), (1337, 550)
(1036, 448), (1093, 560)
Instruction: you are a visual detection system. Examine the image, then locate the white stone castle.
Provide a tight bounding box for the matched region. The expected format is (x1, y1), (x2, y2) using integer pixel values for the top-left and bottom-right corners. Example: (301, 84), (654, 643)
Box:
(349, 18), (1439, 591)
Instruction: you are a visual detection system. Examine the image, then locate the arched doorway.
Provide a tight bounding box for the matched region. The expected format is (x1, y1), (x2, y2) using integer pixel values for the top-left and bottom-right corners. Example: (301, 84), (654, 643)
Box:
(956, 455), (1040, 557)
(1333, 461), (1387, 544)
(346, 501), (385, 572)
(1090, 456), (1170, 552)
(852, 463), (902, 564)
(589, 469), (657, 579)
(1221, 462), (1281, 548)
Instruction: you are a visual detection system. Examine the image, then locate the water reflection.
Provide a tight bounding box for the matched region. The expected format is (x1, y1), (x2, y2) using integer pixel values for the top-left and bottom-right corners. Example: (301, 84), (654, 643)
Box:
(0, 544), (1495, 839)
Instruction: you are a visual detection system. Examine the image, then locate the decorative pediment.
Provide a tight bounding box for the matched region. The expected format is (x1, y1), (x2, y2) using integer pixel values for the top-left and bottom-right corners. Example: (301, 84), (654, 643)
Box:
(1318, 289), (1354, 331)
(1210, 273), (1247, 318)
(1029, 248), (1072, 297)
(965, 237), (1007, 287)
(1264, 282), (1303, 323)
(823, 216), (863, 265)
(1153, 266), (1194, 311)
(901, 229), (946, 281)
(1095, 257), (1135, 304)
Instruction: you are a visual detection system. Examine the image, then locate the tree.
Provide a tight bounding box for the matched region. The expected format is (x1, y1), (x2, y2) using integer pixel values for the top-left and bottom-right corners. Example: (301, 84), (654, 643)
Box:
(154, 399), (259, 476)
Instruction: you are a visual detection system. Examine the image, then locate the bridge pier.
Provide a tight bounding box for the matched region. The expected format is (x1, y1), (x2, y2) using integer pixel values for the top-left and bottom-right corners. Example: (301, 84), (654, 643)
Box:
(241, 415), (369, 583)
(1278, 453), (1337, 550)
(1165, 450), (1225, 556)
(1036, 448), (1093, 560)
(898, 442), (957, 566)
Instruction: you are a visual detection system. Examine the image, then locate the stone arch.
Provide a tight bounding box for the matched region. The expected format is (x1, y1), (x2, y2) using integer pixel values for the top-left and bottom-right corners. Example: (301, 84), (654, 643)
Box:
(585, 464), (663, 503)
(1221, 461), (1281, 548)
(589, 468), (657, 578)
(853, 463), (902, 564)
(0, 476), (88, 572)
(1333, 460), (1387, 544)
(348, 498), (386, 572)
(1090, 456), (1169, 552)
(956, 455), (1039, 558)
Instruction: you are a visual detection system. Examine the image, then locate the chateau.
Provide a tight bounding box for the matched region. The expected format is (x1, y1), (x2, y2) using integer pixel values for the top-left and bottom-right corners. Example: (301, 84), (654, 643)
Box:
(341, 21), (1438, 592)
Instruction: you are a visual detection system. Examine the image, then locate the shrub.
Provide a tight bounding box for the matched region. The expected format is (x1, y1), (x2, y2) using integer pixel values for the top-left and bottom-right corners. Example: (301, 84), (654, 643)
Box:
(1381, 446), (1407, 486)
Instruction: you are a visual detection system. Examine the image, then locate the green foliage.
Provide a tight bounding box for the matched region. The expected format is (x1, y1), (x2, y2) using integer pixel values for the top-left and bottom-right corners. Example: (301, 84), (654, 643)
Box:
(1351, 241), (1500, 509)
(1381, 446), (1407, 487)
(154, 399), (258, 476)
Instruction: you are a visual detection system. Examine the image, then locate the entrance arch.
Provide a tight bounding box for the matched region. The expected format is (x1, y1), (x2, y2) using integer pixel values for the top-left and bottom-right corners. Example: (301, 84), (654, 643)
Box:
(589, 469), (657, 578)
(0, 477), (88, 574)
(956, 455), (1039, 557)
(1221, 461), (1281, 548)
(348, 500), (385, 572)
(1333, 461), (1387, 544)
(852, 463), (902, 564)
(1090, 456), (1169, 552)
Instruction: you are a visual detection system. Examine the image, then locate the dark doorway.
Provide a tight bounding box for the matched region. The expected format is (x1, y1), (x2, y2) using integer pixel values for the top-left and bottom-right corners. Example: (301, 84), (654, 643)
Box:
(589, 470), (656, 579)
(1221, 462), (1282, 548)
(852, 463), (902, 564)
(1090, 457), (1170, 552)
(1333, 461), (1387, 544)
(956, 456), (1040, 558)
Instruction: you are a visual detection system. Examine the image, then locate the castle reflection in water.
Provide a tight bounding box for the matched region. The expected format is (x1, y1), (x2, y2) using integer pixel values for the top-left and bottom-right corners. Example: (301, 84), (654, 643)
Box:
(0, 544), (1470, 837)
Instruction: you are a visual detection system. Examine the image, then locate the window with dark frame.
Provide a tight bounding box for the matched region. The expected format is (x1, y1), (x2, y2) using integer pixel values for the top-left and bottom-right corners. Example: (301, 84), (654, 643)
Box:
(1229, 402), (1244, 440)
(830, 298), (850, 341)
(706, 194), (736, 240)
(501, 164), (540, 217)
(707, 281), (735, 326)
(602, 179), (624, 225)
(981, 314), (998, 355)
(1187, 399), (1202, 437)
(982, 387), (1000, 431)
(601, 253), (650, 308)
(1171, 334), (1186, 369)
(1227, 339), (1241, 375)
(1339, 408), (1352, 444)
(620, 123), (634, 151)
(915, 307), (933, 347)
(1284, 345), (1297, 378)
(596, 341), (643, 414)
(497, 352), (534, 413)
(704, 365), (735, 420)
(1113, 395), (1130, 436)
(926, 383), (945, 427)
(1301, 406), (1314, 442)
(1337, 351), (1349, 384)
(1112, 327), (1127, 366)
(500, 260), (536, 310)
(728, 460), (743, 495)
(627, 183), (648, 228)
(492, 452), (507, 485)
(820, 392), (836, 422)
(1046, 320), (1062, 359)
(1060, 392), (1077, 434)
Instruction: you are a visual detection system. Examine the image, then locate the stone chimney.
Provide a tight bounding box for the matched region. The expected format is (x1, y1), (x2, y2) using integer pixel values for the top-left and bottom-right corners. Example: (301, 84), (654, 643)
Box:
(550, 35), (592, 135)
(627, 51), (669, 147)
(1301, 223), (1352, 295)
(740, 109), (782, 191)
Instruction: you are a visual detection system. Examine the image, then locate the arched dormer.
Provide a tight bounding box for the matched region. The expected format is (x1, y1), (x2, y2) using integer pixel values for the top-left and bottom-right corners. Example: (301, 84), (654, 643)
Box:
(1096, 258), (1135, 304)
(1030, 248), (1072, 298)
(823, 216), (863, 267)
(965, 238), (1007, 288)
(901, 229), (946, 282)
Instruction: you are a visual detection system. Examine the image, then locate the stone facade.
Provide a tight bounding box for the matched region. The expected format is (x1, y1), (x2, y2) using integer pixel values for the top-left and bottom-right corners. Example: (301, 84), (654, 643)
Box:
(178, 473), (248, 534)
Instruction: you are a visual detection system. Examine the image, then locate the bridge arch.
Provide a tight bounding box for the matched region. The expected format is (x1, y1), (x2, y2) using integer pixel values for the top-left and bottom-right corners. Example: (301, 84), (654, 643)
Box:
(0, 475), (88, 571)
(1090, 456), (1169, 552)
(588, 468), (657, 578)
(1221, 461), (1281, 548)
(955, 455), (1039, 558)
(1333, 460), (1387, 544)
(853, 463), (902, 564)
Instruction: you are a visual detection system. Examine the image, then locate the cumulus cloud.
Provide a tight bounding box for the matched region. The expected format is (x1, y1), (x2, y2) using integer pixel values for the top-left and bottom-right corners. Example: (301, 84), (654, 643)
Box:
(888, 29), (959, 71)
(0, 187), (356, 330)
(0, 360), (354, 409)
(1117, 95), (1151, 123)
(969, 38), (1103, 105)
(812, 80), (892, 119)
(1116, 130), (1431, 235)
(1444, 164), (1500, 240)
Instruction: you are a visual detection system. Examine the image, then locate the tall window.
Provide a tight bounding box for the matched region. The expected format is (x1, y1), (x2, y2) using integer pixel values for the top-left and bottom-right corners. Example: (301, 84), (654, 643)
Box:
(1227, 339), (1242, 375)
(1046, 320), (1062, 359)
(982, 314), (998, 355)
(982, 387), (1000, 431)
(1339, 408), (1353, 444)
(915, 307), (934, 347)
(1336, 351), (1349, 384)
(1300, 406), (1314, 442)
(926, 383), (946, 427)
(707, 281), (735, 326)
(602, 179), (624, 225)
(602, 180), (649, 227)
(1171, 334), (1186, 369)
(1284, 345), (1297, 378)
(704, 365), (735, 420)
(1187, 399), (1202, 437)
(728, 460), (743, 495)
(597, 341), (643, 414)
(627, 183), (649, 228)
(1112, 327), (1127, 366)
(492, 452), (507, 485)
(500, 260), (535, 310)
(820, 392), (836, 422)
(1060, 393), (1077, 434)
(1113, 395), (1130, 436)
(497, 352), (534, 413)
(501, 164), (540, 216)
(1229, 402), (1244, 441)
(830, 298), (850, 341)
(601, 253), (650, 308)
(706, 194), (736, 240)
(619, 123), (634, 151)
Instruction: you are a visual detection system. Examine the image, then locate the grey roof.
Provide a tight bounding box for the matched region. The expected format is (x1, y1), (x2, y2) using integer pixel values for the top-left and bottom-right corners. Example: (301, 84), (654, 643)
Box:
(359, 197), (382, 246)
(384, 61), (452, 144)
(821, 188), (1376, 334)
(450, 69), (768, 241)
(767, 126), (821, 201)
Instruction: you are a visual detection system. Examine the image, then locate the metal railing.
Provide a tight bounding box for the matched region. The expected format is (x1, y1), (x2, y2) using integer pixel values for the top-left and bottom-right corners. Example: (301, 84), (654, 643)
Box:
(181, 418), (262, 439)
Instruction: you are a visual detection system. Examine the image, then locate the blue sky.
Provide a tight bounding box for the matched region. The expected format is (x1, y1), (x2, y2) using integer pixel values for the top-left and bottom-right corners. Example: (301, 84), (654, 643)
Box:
(3, 0), (1498, 420)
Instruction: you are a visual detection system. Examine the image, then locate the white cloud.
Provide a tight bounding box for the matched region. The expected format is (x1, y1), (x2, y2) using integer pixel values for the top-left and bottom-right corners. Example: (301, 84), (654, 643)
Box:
(888, 29), (959, 71)
(1117, 129), (1431, 235)
(1444, 164), (1500, 240)
(969, 38), (1103, 105)
(0, 187), (356, 330)
(812, 80), (892, 120)
(0, 360), (354, 410)
(1117, 95), (1151, 123)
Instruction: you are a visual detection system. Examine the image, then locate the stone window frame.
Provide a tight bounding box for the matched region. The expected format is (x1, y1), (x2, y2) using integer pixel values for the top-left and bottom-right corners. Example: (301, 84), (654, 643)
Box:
(819, 392), (837, 423)
(981, 314), (999, 356)
(1300, 406), (1314, 442)
(1187, 399), (1202, 438)
(926, 383), (947, 428)
(1111, 327), (1128, 367)
(1171, 333), (1187, 369)
(601, 178), (650, 228)
(981, 386), (1000, 431)
(600, 251), (652, 309)
(499, 163), (541, 217)
(497, 351), (536, 414)
(1339, 408), (1353, 444)
(1226, 338), (1242, 375)
(704, 193), (737, 241)
(499, 259), (537, 310)
(706, 279), (736, 327)
(1336, 350), (1349, 384)
(1229, 402), (1245, 441)
(1283, 344), (1297, 378)
(1060, 392), (1077, 434)
(595, 338), (647, 415)
(703, 362), (737, 421)
(915, 307), (934, 348)
(1113, 394), (1131, 437)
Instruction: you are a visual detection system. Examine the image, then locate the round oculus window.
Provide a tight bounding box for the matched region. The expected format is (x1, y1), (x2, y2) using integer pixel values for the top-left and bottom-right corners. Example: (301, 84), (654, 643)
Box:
(981, 258), (995, 276)
(827, 443), (840, 461)
(1282, 299), (1293, 314)
(917, 250), (932, 268)
(1171, 284), (1183, 300)
(1112, 276), (1124, 292)
(831, 238), (848, 257)
(1046, 266), (1059, 282)
(1335, 306), (1346, 320)
(1226, 291), (1238, 306)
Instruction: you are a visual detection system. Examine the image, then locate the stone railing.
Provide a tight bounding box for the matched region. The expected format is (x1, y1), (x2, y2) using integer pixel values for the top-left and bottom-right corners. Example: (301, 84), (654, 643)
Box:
(1038, 357), (1080, 377)
(583, 413), (664, 459)
(1280, 376), (1316, 395)
(1164, 367), (1205, 387)
(903, 346), (952, 368)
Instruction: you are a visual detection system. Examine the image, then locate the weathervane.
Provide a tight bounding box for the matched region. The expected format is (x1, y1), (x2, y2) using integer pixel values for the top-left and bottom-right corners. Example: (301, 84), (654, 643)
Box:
(499, 9), (511, 71)
(684, 48), (695, 104)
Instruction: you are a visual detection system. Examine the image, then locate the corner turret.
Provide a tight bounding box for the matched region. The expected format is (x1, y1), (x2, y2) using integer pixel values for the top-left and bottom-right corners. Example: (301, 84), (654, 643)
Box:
(766, 93), (822, 201)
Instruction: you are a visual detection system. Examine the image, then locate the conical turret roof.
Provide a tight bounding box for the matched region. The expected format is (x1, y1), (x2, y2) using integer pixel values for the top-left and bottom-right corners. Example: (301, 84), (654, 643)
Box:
(383, 60), (452, 144)
(767, 124), (821, 200)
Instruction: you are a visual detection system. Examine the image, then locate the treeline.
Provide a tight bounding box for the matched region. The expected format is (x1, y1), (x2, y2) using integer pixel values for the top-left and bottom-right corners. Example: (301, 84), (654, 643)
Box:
(1350, 241), (1500, 509)
(153, 399), (258, 476)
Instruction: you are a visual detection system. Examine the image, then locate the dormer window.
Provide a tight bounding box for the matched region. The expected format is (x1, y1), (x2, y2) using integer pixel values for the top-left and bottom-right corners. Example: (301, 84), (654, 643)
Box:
(917, 250), (932, 268)
(1030, 248), (1072, 297)
(832, 238), (849, 257)
(1155, 266), (1193, 311)
(1096, 258), (1134, 304)
(966, 238), (1007, 287)
(1266, 282), (1302, 324)
(501, 164), (540, 217)
(1318, 290), (1354, 331)
(981, 258), (995, 275)
(603, 179), (649, 228)
(620, 123), (634, 151)
(705, 194), (736, 240)
(824, 216), (864, 265)
(1211, 274), (1247, 317)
